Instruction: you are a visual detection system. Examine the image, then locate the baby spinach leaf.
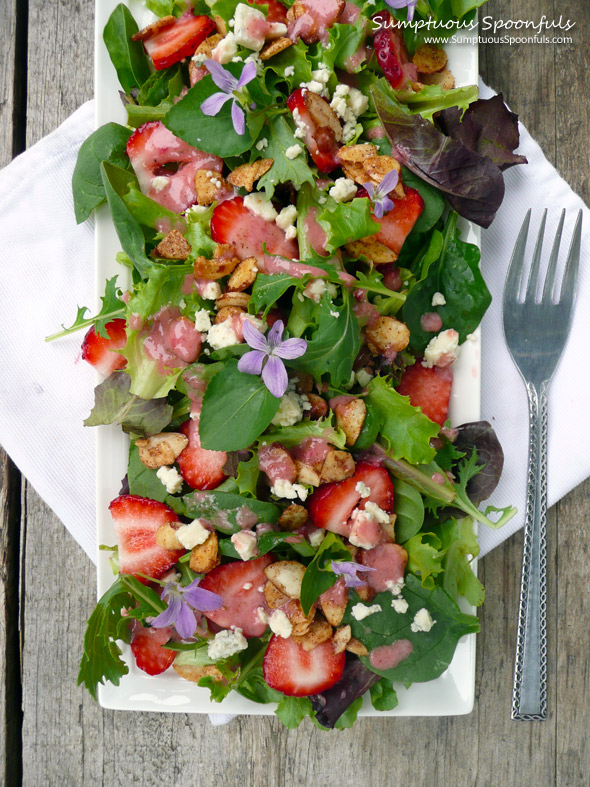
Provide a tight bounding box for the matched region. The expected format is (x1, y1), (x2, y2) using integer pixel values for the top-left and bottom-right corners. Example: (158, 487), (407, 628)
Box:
(400, 167), (445, 235)
(366, 377), (439, 465)
(318, 197), (380, 254)
(72, 123), (132, 223)
(249, 273), (301, 317)
(103, 4), (151, 94)
(393, 478), (425, 543)
(126, 443), (170, 502)
(171, 489), (280, 533)
(144, 0), (186, 17)
(300, 532), (350, 615)
(370, 677), (398, 711)
(84, 371), (173, 435)
(343, 575), (480, 684)
(199, 360), (281, 451)
(257, 115), (315, 198)
(46, 276), (125, 341)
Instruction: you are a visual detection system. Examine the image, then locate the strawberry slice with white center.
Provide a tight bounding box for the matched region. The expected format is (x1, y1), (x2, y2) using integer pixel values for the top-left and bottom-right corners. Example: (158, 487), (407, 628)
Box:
(130, 622), (176, 675)
(360, 543), (408, 593)
(199, 554), (274, 637)
(81, 318), (127, 377)
(263, 634), (346, 696)
(396, 363), (453, 426)
(210, 196), (299, 263)
(287, 88), (342, 173)
(109, 495), (185, 581)
(126, 121), (223, 213)
(176, 416), (227, 491)
(372, 11), (418, 90)
(138, 11), (216, 71)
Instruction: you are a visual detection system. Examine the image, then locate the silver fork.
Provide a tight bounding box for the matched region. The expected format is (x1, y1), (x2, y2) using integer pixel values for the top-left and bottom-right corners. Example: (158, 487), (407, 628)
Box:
(503, 208), (582, 720)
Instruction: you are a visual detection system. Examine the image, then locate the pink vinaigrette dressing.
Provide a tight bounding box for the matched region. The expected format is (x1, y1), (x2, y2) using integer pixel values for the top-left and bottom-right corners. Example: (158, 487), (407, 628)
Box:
(369, 639), (414, 671)
(143, 306), (202, 373)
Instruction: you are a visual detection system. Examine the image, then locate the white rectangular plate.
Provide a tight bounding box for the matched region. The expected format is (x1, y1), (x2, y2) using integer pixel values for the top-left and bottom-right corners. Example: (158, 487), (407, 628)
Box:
(95, 0), (481, 715)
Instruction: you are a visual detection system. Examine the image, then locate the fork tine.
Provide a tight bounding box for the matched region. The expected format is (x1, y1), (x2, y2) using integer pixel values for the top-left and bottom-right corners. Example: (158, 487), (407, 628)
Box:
(541, 209), (566, 302)
(504, 209), (531, 306)
(524, 209), (547, 302)
(557, 209), (583, 306)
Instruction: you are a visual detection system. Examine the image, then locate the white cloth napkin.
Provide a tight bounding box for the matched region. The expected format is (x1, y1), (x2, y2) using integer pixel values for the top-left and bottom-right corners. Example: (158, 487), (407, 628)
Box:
(0, 81), (588, 565)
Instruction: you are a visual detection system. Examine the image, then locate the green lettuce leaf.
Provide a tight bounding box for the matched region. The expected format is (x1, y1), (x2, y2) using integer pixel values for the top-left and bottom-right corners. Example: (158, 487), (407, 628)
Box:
(318, 197), (380, 254)
(262, 411), (346, 450)
(170, 489), (280, 533)
(438, 517), (484, 606)
(256, 115), (315, 198)
(127, 69), (185, 127)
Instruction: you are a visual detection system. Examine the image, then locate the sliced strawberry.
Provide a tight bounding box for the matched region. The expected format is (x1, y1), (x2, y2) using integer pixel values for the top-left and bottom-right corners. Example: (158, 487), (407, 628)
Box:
(176, 417), (227, 491)
(287, 0), (345, 45)
(130, 623), (175, 675)
(375, 187), (424, 255)
(372, 11), (418, 90)
(360, 543), (407, 593)
(354, 463), (394, 513)
(210, 196), (299, 262)
(109, 495), (184, 581)
(286, 88), (342, 173)
(396, 363), (453, 426)
(253, 0), (288, 23)
(126, 121), (223, 213)
(141, 11), (216, 70)
(263, 634), (345, 696)
(200, 554), (274, 637)
(81, 318), (127, 377)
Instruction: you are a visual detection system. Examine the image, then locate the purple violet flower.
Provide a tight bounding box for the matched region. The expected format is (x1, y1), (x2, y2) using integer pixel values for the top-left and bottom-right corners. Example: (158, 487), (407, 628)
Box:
(363, 168), (400, 219)
(385, 0), (418, 22)
(200, 60), (257, 136)
(238, 319), (307, 399)
(331, 560), (377, 588)
(151, 577), (223, 640)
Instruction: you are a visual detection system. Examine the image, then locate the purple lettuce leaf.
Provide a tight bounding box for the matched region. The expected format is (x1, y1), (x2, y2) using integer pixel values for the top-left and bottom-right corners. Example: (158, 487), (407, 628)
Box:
(371, 84), (505, 228)
(309, 655), (380, 729)
(437, 94), (528, 172)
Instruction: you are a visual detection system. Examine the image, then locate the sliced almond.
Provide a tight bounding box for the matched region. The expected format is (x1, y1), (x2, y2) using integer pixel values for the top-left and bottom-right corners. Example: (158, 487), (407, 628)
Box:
(264, 561), (306, 599)
(366, 316), (411, 355)
(215, 306), (245, 324)
(334, 398), (366, 447)
(194, 169), (230, 206)
(189, 531), (220, 574)
(339, 145), (404, 199)
(346, 637), (368, 657)
(332, 624), (352, 654)
(422, 67), (455, 91)
(319, 594), (347, 627)
(284, 599), (315, 635)
(216, 291), (251, 311)
(155, 523), (183, 551)
(227, 159), (274, 192)
(264, 580), (290, 609)
(135, 432), (188, 469)
(292, 618), (333, 652)
(319, 450), (355, 483)
(173, 663), (226, 683)
(278, 504), (309, 532)
(304, 91), (343, 143)
(154, 229), (191, 260)
(345, 237), (398, 264)
(295, 461), (321, 487)
(194, 243), (240, 280)
(227, 257), (259, 292)
(260, 36), (293, 60)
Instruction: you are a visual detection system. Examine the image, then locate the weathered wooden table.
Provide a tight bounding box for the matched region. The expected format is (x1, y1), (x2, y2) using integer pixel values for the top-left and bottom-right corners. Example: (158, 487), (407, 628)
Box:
(1, 0), (589, 784)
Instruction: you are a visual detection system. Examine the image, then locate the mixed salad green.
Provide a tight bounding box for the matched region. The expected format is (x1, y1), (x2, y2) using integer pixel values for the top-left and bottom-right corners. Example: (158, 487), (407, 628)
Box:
(53, 0), (526, 728)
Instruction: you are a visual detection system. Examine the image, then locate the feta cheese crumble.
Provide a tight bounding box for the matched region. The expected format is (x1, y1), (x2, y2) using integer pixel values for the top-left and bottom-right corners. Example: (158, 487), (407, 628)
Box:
(211, 32), (238, 63)
(207, 628), (248, 660)
(422, 329), (460, 369)
(176, 519), (210, 549)
(200, 281), (222, 300)
(256, 137), (269, 151)
(329, 177), (357, 203)
(329, 84), (369, 143)
(411, 608), (436, 633)
(233, 3), (267, 50)
(244, 192), (278, 222)
(207, 320), (240, 350)
(431, 291), (447, 307)
(284, 65), (295, 77)
(231, 530), (259, 561)
(270, 478), (308, 502)
(351, 602), (381, 621)
(385, 577), (405, 596)
(156, 466), (183, 495)
(303, 278), (326, 303)
(268, 609), (293, 638)
(308, 528), (325, 548)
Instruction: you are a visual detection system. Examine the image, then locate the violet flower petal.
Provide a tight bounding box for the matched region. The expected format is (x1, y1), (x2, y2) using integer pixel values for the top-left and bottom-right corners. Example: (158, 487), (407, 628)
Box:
(242, 319), (269, 351)
(238, 349), (266, 376)
(267, 319), (285, 350)
(362, 181), (375, 199)
(151, 594), (182, 630)
(379, 196), (395, 215)
(201, 91), (232, 117)
(231, 100), (246, 136)
(273, 337), (307, 360)
(174, 601), (198, 640)
(183, 584), (224, 612)
(204, 59), (237, 93)
(236, 60), (258, 88)
(374, 201), (385, 220)
(331, 560), (377, 587)
(378, 168), (400, 196)
(262, 354), (288, 398)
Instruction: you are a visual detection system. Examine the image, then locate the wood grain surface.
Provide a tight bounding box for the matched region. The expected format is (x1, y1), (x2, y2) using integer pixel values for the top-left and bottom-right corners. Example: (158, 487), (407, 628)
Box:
(1, 0), (589, 784)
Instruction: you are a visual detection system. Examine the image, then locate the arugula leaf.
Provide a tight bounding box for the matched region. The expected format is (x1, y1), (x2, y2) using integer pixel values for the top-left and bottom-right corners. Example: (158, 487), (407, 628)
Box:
(317, 197), (380, 254)
(199, 360), (281, 451)
(103, 4), (151, 94)
(438, 517), (484, 606)
(291, 292), (360, 387)
(300, 532), (351, 615)
(84, 371), (173, 435)
(392, 478), (425, 543)
(46, 276), (125, 341)
(127, 69), (185, 127)
(370, 677), (398, 711)
(78, 575), (165, 701)
(256, 115), (315, 198)
(275, 696), (314, 729)
(249, 273), (301, 318)
(343, 575), (480, 684)
(366, 377), (439, 465)
(101, 162), (153, 278)
(164, 65), (259, 158)
(127, 443), (170, 502)
(170, 489), (280, 533)
(72, 123), (132, 223)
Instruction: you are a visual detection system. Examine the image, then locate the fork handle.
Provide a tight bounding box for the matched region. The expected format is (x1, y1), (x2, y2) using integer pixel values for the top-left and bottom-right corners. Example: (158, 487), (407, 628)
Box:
(511, 381), (548, 720)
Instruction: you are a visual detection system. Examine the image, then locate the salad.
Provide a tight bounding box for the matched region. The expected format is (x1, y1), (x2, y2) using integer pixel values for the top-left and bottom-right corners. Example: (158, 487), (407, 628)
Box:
(53, 0), (526, 728)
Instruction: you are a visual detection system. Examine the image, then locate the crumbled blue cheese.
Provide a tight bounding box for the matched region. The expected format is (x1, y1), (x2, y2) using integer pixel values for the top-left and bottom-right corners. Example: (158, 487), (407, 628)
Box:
(193, 309), (212, 332)
(386, 577), (405, 595)
(308, 528), (325, 548)
(284, 65), (295, 77)
(200, 281), (222, 300)
(391, 597), (409, 614)
(207, 628), (248, 660)
(256, 137), (269, 151)
(292, 108), (307, 140)
(329, 177), (357, 203)
(271, 478), (308, 502)
(244, 192), (278, 222)
(351, 602), (381, 621)
(276, 204), (298, 240)
(355, 368), (373, 388)
(355, 481), (371, 498)
(364, 501), (390, 524)
(211, 32), (238, 63)
(431, 291), (446, 307)
(271, 391), (304, 426)
(156, 466), (183, 495)
(176, 519), (210, 549)
(231, 530), (258, 561)
(410, 608), (436, 633)
(422, 329), (460, 368)
(207, 320), (240, 350)
(329, 84), (368, 143)
(285, 144), (304, 160)
(151, 176), (169, 192)
(268, 609), (293, 638)
(301, 79), (324, 95)
(233, 3), (267, 50)
(303, 278), (326, 303)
